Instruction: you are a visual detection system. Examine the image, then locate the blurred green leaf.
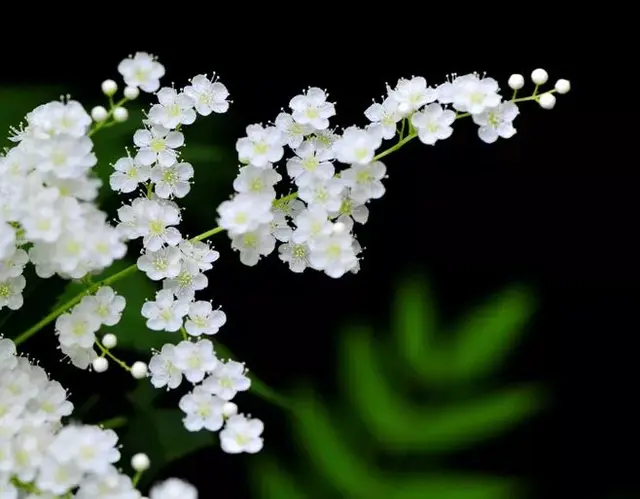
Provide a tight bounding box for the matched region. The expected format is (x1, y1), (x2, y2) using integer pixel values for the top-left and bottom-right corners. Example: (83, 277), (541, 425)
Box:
(124, 383), (213, 485)
(53, 258), (175, 353)
(448, 286), (534, 383)
(379, 474), (514, 499)
(392, 275), (448, 383)
(292, 391), (378, 497)
(342, 326), (542, 453)
(252, 458), (307, 499)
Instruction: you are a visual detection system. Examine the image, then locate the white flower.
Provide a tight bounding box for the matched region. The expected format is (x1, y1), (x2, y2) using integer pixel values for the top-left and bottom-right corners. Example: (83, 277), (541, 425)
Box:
(339, 161), (386, 204)
(185, 301), (227, 336)
(109, 156), (151, 193)
(219, 414), (264, 454)
(0, 222), (16, 261)
(364, 96), (402, 140)
(141, 289), (190, 332)
(137, 246), (183, 281)
(291, 205), (333, 245)
(178, 240), (219, 272)
(410, 103), (456, 145)
(233, 165), (281, 197)
(150, 162), (194, 199)
(148, 88), (196, 129)
(438, 74), (501, 114)
(274, 112), (312, 149)
(183, 74), (230, 116)
(201, 360), (251, 400)
(149, 344), (182, 389)
(235, 124), (283, 167)
(133, 126), (184, 167)
(278, 242), (310, 273)
(286, 140), (335, 188)
(55, 306), (101, 349)
(34, 135), (97, 179)
(472, 101), (519, 143)
(332, 126), (382, 165)
(162, 262), (208, 301)
(217, 193), (274, 236)
(149, 478), (198, 499)
(78, 286), (126, 327)
(172, 339), (218, 383)
(117, 52), (165, 93)
(230, 224), (276, 266)
(289, 87), (336, 130)
(388, 76), (437, 116)
(309, 231), (359, 278)
(179, 386), (225, 432)
(136, 200), (182, 251)
(298, 177), (344, 212)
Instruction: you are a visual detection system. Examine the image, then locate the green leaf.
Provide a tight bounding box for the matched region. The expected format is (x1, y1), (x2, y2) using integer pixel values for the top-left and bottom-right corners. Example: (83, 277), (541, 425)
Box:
(379, 473), (515, 499)
(53, 258), (175, 353)
(341, 327), (543, 453)
(291, 390), (379, 497)
(393, 275), (448, 382)
(252, 458), (307, 499)
(123, 383), (213, 485)
(447, 286), (535, 383)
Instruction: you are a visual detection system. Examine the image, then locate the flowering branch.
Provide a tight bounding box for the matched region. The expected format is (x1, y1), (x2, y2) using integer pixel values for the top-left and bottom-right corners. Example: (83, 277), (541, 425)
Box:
(0, 52), (569, 498)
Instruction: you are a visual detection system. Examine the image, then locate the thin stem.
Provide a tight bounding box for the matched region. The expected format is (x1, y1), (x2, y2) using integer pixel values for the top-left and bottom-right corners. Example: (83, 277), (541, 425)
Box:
(96, 338), (131, 371)
(97, 416), (128, 429)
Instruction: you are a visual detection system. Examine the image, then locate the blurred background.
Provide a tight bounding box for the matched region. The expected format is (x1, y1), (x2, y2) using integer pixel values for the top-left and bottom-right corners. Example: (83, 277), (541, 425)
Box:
(0, 39), (635, 499)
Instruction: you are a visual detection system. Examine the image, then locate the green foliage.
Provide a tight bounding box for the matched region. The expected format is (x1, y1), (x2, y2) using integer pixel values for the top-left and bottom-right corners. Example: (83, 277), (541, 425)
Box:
(251, 275), (542, 499)
(122, 382), (213, 487)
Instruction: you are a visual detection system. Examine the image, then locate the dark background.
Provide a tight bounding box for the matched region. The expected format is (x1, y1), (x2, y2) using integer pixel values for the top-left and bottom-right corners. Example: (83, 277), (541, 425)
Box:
(2, 33), (633, 499)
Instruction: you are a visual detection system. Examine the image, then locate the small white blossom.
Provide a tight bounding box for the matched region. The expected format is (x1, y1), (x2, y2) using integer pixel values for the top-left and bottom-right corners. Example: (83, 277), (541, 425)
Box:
(219, 414), (264, 454)
(201, 360), (251, 401)
(185, 301), (227, 336)
(332, 126), (382, 165)
(472, 101), (519, 143)
(150, 162), (194, 199)
(410, 103), (456, 145)
(183, 74), (230, 115)
(109, 156), (151, 193)
(365, 96), (402, 140)
(148, 88), (196, 129)
(179, 386), (225, 432)
(149, 478), (197, 499)
(235, 124), (283, 167)
(388, 76), (437, 116)
(141, 289), (190, 332)
(289, 87), (336, 130)
(149, 344), (183, 389)
(117, 52), (165, 93)
(172, 339), (218, 383)
(133, 126), (184, 167)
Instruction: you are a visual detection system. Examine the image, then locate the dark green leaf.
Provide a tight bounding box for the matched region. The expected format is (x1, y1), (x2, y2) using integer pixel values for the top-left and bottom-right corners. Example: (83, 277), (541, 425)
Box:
(251, 458), (307, 499)
(342, 327), (543, 453)
(448, 286), (535, 383)
(291, 389), (378, 497)
(379, 473), (515, 499)
(393, 275), (448, 383)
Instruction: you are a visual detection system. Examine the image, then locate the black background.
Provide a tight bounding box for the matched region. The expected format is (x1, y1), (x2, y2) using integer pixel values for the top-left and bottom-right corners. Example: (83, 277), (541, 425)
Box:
(2, 24), (633, 499)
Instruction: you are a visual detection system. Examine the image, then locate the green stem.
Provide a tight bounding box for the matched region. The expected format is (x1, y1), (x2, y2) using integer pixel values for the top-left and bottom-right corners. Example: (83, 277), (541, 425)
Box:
(88, 96), (128, 137)
(97, 415), (128, 429)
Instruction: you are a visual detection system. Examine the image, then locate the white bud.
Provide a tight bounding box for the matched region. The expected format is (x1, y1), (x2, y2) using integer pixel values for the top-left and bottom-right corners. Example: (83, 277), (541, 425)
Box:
(554, 79), (570, 94)
(124, 86), (140, 100)
(101, 79), (118, 97)
(91, 106), (108, 123)
(131, 453), (150, 472)
(531, 68), (548, 85)
(113, 107), (129, 122)
(222, 402), (238, 417)
(92, 357), (109, 373)
(538, 93), (556, 110)
(131, 361), (148, 379)
(507, 74), (525, 90)
(102, 333), (117, 349)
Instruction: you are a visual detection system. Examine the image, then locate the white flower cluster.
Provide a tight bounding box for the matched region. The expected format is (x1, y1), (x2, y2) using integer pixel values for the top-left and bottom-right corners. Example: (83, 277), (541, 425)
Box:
(0, 336), (197, 499)
(53, 285), (126, 370)
(106, 54), (264, 453)
(0, 99), (127, 313)
(217, 69), (569, 277)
